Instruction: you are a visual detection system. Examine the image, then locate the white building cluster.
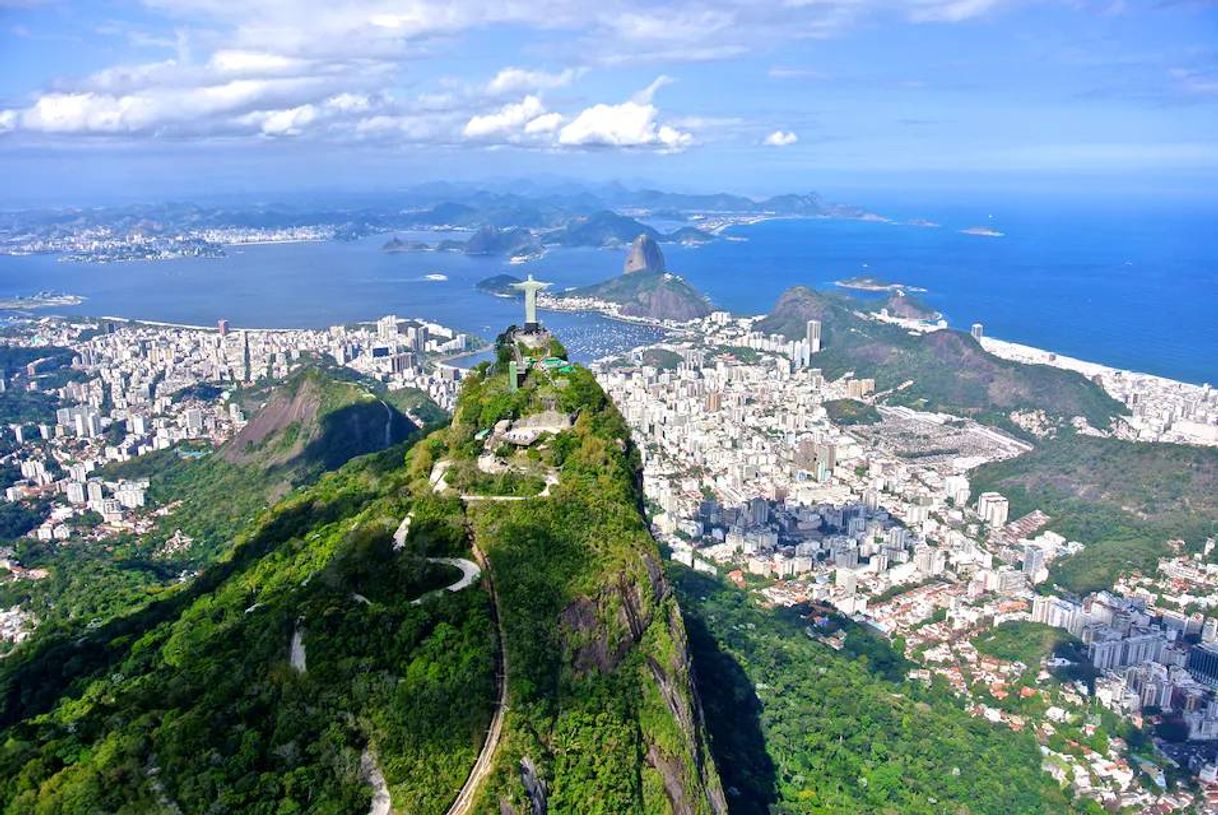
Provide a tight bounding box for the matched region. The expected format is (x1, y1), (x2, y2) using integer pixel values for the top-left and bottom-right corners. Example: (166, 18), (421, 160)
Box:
(0, 313), (476, 606)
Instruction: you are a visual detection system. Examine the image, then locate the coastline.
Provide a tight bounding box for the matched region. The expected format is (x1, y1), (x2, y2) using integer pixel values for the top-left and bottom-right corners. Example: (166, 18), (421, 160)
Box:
(979, 335), (1208, 391)
(532, 291), (1216, 447)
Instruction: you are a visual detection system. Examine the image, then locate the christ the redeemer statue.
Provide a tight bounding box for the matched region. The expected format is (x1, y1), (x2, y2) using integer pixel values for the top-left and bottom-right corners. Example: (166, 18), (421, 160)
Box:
(510, 274), (550, 332)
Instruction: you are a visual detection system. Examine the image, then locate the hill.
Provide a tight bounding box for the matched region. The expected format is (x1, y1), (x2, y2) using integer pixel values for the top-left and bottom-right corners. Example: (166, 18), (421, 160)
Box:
(0, 347), (726, 813)
(221, 368), (419, 490)
(574, 270), (712, 322)
(476, 273), (523, 297)
(971, 433), (1218, 593)
(462, 224), (540, 258)
(566, 234), (713, 322)
(0, 370), (439, 647)
(545, 210), (661, 247)
(0, 441), (499, 813)
(672, 566), (1081, 814)
(431, 351), (726, 812)
(542, 211), (713, 249)
(757, 285), (1124, 429)
(878, 291), (940, 320)
(624, 233), (666, 274)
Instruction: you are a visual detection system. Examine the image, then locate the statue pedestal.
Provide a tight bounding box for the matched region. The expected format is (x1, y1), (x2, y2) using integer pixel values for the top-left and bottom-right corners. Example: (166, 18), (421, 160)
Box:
(514, 327), (552, 350)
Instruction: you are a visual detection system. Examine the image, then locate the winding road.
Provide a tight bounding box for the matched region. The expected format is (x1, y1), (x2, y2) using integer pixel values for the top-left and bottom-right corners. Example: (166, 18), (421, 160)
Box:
(391, 508), (507, 814)
(444, 542), (507, 815)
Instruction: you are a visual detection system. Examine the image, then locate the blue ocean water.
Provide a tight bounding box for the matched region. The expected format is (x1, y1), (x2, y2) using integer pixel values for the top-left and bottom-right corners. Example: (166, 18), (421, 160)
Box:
(1, 201), (1215, 382)
(0, 232), (666, 364)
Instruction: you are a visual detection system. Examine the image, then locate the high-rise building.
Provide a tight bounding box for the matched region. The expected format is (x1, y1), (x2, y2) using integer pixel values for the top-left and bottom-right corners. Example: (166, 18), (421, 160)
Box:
(1022, 545), (1045, 581)
(217, 318), (229, 337)
(806, 319), (822, 354)
(971, 322), (984, 340)
(185, 409), (204, 435)
(1203, 618), (1218, 644)
(976, 491), (1009, 527)
(1188, 643), (1218, 688)
(377, 315), (399, 342)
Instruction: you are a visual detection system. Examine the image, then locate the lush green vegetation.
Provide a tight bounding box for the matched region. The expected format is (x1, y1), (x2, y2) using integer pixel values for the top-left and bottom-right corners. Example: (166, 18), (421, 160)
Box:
(641, 347), (684, 371)
(974, 621), (1081, 668)
(0, 438), (498, 814)
(4, 370), (441, 643)
(672, 567), (1085, 815)
(0, 346), (80, 425)
(972, 433), (1218, 593)
(0, 499), (45, 541)
(823, 398), (880, 425)
(431, 359), (724, 813)
(0, 352), (726, 814)
(569, 268), (712, 321)
(757, 286), (1124, 429)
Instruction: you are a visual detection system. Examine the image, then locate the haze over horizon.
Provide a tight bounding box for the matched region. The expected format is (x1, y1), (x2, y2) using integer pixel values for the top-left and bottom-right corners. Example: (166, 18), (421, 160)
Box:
(2, 0), (1217, 205)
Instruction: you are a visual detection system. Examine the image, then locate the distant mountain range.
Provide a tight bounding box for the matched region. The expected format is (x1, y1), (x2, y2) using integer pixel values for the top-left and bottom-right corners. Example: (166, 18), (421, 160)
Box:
(382, 211), (716, 258)
(1, 182), (876, 259)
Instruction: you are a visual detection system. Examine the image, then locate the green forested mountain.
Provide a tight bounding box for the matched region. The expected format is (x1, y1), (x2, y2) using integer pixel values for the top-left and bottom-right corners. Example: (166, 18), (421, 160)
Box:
(757, 286), (1124, 429)
(1, 369), (437, 643)
(425, 353), (726, 814)
(0, 350), (726, 814)
(971, 432), (1218, 593)
(0, 441), (497, 814)
(672, 567), (1090, 815)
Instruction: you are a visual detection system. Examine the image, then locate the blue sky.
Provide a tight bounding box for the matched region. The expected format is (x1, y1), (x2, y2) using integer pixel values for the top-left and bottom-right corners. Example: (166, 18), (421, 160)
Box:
(1, 0), (1216, 204)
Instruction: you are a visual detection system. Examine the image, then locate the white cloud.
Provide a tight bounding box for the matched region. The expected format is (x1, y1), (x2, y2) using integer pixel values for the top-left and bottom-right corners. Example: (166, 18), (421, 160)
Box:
(324, 92), (371, 112)
(763, 129), (798, 147)
(462, 95), (546, 139)
(906, 0), (1004, 23)
(245, 104), (317, 136)
(0, 0), (1022, 148)
(631, 75), (674, 104)
(768, 66), (829, 80)
(486, 67), (583, 95)
(454, 76), (691, 151)
(558, 100), (691, 150)
(11, 76), (336, 135)
(208, 49), (308, 75)
(20, 93), (153, 133)
(524, 112), (564, 134)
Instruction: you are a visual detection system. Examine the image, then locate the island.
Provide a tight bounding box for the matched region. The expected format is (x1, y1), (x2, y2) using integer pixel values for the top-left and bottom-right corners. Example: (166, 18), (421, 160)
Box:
(476, 273), (524, 297)
(960, 226), (1005, 237)
(381, 236), (432, 253)
(834, 276), (928, 294)
(0, 291), (85, 310)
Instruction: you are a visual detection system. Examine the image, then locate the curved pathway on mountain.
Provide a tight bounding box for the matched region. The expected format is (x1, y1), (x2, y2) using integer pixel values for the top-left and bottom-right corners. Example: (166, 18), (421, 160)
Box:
(410, 557), (482, 605)
(390, 506), (506, 814)
(445, 542), (507, 815)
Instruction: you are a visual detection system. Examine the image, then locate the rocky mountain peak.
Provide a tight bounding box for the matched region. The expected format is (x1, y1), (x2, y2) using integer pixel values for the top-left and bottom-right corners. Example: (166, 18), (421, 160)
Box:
(624, 233), (666, 275)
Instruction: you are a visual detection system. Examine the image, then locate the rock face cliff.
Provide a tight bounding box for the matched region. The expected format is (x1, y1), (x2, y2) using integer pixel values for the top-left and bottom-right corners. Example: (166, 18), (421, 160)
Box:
(624, 233), (667, 274)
